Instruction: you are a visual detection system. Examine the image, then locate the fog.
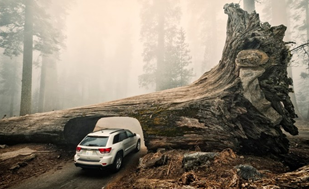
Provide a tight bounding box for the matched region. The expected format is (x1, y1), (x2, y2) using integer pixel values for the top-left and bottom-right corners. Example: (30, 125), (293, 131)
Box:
(58, 0), (143, 108)
(0, 0), (308, 119)
(56, 0), (236, 109)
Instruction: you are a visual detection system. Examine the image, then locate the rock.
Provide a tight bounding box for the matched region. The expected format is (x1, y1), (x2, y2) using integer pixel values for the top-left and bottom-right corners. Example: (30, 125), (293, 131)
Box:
(182, 152), (218, 171)
(22, 154), (36, 162)
(235, 164), (261, 181)
(0, 144), (8, 149)
(8, 154), (35, 171)
(0, 147), (36, 160)
(9, 164), (20, 171)
(18, 162), (28, 167)
(138, 152), (168, 169)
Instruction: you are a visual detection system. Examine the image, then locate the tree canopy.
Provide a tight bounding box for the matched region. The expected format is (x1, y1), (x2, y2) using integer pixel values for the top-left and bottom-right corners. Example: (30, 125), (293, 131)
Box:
(0, 0), (65, 57)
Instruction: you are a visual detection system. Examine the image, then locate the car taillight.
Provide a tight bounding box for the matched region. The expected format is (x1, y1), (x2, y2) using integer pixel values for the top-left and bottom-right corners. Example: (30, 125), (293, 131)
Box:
(76, 146), (82, 152)
(98, 147), (112, 153)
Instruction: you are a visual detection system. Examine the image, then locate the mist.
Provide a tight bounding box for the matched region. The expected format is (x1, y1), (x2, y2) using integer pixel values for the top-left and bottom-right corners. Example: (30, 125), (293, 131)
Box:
(54, 0), (234, 108)
(0, 0), (308, 119)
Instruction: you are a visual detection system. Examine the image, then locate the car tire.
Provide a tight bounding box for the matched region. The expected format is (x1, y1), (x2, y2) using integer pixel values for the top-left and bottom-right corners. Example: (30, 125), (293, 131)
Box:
(135, 140), (140, 152)
(111, 152), (123, 172)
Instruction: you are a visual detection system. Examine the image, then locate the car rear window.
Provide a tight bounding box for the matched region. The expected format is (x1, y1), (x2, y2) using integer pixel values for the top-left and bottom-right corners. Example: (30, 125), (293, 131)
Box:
(80, 136), (108, 147)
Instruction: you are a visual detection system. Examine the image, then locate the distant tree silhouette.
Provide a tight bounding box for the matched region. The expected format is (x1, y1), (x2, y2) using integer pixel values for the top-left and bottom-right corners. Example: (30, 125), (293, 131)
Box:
(139, 0), (192, 91)
(0, 0), (70, 115)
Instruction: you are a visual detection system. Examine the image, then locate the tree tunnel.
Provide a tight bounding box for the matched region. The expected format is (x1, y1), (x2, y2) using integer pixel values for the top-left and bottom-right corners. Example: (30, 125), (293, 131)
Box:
(63, 116), (145, 148)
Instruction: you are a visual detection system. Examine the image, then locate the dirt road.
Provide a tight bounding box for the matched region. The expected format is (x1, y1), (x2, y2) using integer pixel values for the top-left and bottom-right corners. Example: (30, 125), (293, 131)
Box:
(8, 149), (146, 189)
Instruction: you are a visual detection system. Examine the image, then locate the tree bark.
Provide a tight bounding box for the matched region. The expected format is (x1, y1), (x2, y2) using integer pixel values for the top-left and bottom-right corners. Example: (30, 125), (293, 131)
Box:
(0, 4), (298, 155)
(306, 0), (309, 120)
(38, 55), (47, 113)
(20, 0), (33, 116)
(156, 0), (166, 91)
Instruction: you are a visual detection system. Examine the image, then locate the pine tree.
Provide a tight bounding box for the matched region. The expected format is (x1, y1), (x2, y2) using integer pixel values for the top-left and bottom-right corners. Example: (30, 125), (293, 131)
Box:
(0, 55), (21, 117)
(0, 0), (69, 115)
(164, 28), (193, 89)
(139, 0), (193, 91)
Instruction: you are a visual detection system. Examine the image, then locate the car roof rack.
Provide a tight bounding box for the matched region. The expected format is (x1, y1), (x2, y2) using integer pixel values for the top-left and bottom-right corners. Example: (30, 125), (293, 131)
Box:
(110, 129), (125, 134)
(94, 128), (125, 134)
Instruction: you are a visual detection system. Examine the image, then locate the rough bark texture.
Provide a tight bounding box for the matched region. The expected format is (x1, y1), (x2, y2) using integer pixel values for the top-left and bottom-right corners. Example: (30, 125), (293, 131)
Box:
(20, 0), (33, 116)
(0, 4), (298, 155)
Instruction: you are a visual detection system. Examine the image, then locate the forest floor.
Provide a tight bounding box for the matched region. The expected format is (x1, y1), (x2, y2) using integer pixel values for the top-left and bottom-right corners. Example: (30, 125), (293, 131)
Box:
(106, 119), (309, 189)
(0, 143), (73, 189)
(0, 119), (308, 189)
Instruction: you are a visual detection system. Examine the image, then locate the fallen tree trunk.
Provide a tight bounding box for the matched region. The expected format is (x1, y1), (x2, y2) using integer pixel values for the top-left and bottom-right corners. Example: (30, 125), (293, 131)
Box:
(0, 4), (298, 155)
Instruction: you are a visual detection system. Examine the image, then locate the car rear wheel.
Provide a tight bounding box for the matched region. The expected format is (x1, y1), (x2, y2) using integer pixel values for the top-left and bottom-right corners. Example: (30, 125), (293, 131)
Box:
(135, 140), (140, 152)
(111, 152), (123, 172)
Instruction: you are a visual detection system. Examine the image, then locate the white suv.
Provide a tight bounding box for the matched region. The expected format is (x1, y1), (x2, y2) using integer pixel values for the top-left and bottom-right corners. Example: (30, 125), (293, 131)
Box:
(74, 128), (141, 172)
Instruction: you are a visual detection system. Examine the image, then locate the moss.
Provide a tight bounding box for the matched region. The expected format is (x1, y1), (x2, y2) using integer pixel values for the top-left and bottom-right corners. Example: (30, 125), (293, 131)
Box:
(124, 104), (202, 138)
(153, 117), (163, 125)
(145, 127), (184, 137)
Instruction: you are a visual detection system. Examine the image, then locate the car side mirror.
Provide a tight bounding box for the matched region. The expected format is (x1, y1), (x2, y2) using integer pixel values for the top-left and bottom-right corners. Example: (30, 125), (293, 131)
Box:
(133, 133), (136, 137)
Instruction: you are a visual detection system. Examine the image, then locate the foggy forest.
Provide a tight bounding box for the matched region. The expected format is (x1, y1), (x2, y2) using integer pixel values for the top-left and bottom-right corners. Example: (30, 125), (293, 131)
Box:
(0, 0), (308, 120)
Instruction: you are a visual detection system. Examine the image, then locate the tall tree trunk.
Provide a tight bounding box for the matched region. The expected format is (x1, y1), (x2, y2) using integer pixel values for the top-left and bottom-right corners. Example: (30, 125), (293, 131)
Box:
(45, 56), (59, 111)
(38, 54), (59, 112)
(38, 55), (47, 113)
(156, 0), (165, 91)
(9, 61), (17, 117)
(243, 0), (255, 13)
(306, 0), (309, 39)
(306, 0), (309, 120)
(20, 0), (33, 116)
(0, 4), (298, 156)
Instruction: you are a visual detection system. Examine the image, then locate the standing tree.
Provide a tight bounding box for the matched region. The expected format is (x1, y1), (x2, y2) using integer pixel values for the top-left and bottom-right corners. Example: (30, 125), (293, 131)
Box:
(0, 0), (66, 115)
(164, 28), (193, 89)
(289, 0), (309, 119)
(37, 0), (71, 113)
(110, 25), (133, 99)
(0, 55), (21, 117)
(139, 0), (190, 91)
(20, 0), (33, 116)
(186, 1), (227, 78)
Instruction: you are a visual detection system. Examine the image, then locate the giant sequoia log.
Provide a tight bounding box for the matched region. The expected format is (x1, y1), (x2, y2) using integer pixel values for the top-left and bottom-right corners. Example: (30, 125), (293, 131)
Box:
(0, 4), (298, 155)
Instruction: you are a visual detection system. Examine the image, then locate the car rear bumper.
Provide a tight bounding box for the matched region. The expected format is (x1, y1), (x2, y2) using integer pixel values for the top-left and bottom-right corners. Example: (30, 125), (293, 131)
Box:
(74, 155), (114, 168)
(74, 163), (106, 169)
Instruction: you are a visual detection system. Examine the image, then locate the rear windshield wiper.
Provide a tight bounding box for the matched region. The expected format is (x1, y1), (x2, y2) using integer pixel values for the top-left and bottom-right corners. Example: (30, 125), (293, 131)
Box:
(87, 144), (98, 146)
